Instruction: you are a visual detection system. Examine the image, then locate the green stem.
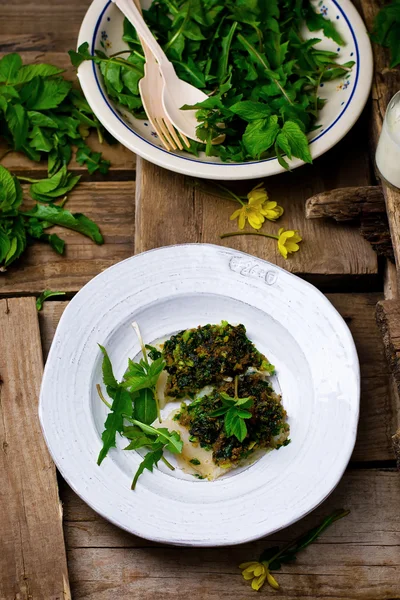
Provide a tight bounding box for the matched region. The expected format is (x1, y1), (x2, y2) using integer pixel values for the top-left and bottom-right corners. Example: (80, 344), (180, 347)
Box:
(221, 231), (279, 241)
(94, 55), (143, 76)
(261, 509), (350, 568)
(214, 182), (245, 206)
(237, 34), (293, 106)
(153, 386), (162, 423)
(161, 455), (175, 470)
(234, 375), (239, 399)
(16, 175), (40, 183)
(131, 321), (149, 365)
(165, 5), (190, 51)
(96, 384), (112, 409)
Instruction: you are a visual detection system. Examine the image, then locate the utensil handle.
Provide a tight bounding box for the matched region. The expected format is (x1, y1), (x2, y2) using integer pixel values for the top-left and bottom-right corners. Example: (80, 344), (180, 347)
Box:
(112, 0), (169, 67)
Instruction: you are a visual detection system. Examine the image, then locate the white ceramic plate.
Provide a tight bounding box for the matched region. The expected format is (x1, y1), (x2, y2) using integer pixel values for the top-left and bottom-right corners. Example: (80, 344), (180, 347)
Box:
(77, 0), (373, 180)
(40, 245), (359, 546)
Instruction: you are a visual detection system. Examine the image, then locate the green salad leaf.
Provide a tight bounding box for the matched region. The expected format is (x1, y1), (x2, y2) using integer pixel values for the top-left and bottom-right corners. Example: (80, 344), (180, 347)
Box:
(371, 0), (400, 68)
(36, 289), (66, 311)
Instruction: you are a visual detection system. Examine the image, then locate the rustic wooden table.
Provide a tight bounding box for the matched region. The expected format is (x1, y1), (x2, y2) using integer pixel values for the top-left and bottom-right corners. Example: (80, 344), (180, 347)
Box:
(1, 1), (400, 599)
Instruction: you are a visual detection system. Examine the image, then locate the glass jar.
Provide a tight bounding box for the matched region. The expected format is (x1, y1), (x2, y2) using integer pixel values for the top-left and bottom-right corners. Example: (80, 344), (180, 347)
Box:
(375, 91), (400, 190)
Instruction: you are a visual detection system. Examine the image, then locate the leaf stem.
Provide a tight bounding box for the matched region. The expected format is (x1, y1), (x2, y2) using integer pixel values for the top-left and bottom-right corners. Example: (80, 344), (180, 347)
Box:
(131, 321), (149, 365)
(237, 34), (293, 106)
(234, 375), (239, 399)
(214, 182), (245, 206)
(164, 5), (190, 51)
(221, 231), (279, 241)
(161, 455), (175, 470)
(16, 175), (40, 183)
(96, 384), (112, 409)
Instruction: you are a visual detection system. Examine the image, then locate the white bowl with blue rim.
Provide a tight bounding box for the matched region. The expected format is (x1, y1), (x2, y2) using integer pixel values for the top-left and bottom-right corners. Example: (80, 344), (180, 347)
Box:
(77, 0), (373, 180)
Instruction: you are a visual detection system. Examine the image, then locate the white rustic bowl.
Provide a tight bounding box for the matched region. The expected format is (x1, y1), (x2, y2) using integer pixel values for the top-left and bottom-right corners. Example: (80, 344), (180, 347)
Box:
(77, 0), (373, 180)
(39, 244), (360, 546)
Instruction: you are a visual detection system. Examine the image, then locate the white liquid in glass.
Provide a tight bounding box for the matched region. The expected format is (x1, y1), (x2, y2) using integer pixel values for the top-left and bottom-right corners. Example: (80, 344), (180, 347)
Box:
(375, 91), (400, 189)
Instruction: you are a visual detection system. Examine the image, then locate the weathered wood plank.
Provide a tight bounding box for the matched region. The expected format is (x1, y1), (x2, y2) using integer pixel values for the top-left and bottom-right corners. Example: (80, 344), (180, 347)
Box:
(0, 297), (70, 599)
(376, 299), (400, 465)
(0, 4), (88, 51)
(359, 0), (400, 274)
(0, 52), (136, 177)
(135, 117), (377, 279)
(60, 470), (400, 600)
(0, 181), (135, 295)
(38, 294), (395, 462)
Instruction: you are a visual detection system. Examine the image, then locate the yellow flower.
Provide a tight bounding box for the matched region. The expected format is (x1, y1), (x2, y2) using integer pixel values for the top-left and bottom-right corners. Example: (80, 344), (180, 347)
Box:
(239, 561), (280, 591)
(230, 184), (284, 230)
(277, 227), (302, 259)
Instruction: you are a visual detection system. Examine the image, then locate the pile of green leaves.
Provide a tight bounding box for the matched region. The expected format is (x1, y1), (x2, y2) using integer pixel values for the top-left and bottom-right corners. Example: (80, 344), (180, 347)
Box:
(0, 52), (111, 174)
(371, 0), (400, 68)
(97, 327), (183, 489)
(0, 52), (116, 269)
(72, 0), (353, 166)
(0, 165), (103, 268)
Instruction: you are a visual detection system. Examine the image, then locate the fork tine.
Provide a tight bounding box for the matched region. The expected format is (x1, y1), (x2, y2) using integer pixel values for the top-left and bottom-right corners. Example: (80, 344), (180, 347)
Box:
(164, 119), (184, 151)
(179, 131), (191, 149)
(152, 120), (172, 151)
(156, 117), (178, 150)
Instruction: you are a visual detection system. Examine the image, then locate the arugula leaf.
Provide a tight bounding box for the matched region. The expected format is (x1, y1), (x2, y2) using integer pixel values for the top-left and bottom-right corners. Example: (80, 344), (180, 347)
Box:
(22, 203), (104, 244)
(131, 448), (164, 490)
(98, 344), (119, 391)
(36, 289), (66, 311)
(303, 4), (345, 46)
(97, 387), (134, 465)
(133, 388), (158, 425)
(131, 420), (183, 454)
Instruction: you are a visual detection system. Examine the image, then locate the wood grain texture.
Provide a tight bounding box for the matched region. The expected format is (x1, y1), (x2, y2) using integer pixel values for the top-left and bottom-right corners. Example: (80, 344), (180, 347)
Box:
(59, 470), (400, 600)
(0, 297), (70, 600)
(306, 186), (393, 261)
(359, 1), (400, 273)
(0, 181), (135, 295)
(305, 187), (385, 221)
(0, 52), (136, 178)
(38, 294), (395, 462)
(135, 117), (377, 279)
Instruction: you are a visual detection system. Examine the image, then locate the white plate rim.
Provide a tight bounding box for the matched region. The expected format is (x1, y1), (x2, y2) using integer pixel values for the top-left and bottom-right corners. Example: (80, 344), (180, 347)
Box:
(39, 244), (360, 546)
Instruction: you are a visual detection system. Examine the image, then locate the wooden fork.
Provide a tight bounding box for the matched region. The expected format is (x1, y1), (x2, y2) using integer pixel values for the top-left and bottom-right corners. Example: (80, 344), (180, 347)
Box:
(132, 0), (190, 152)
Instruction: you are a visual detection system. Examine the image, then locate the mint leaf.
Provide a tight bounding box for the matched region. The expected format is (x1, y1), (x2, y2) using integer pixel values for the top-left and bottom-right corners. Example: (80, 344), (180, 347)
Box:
(6, 103), (28, 150)
(28, 78), (72, 110)
(229, 101), (272, 121)
(0, 53), (22, 84)
(22, 204), (104, 244)
(243, 115), (280, 158)
(281, 120), (312, 163)
(131, 448), (163, 490)
(13, 64), (64, 85)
